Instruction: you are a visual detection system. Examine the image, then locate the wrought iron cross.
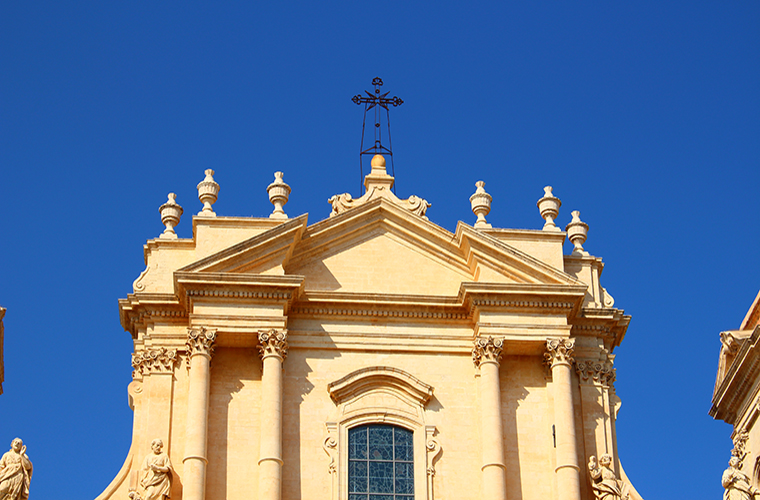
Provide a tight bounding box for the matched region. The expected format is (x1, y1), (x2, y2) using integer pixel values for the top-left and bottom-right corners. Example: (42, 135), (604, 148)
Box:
(352, 77), (403, 192)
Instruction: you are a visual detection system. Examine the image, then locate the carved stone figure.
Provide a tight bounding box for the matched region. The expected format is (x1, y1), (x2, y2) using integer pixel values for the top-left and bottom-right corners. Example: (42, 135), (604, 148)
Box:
(588, 454), (628, 500)
(722, 456), (759, 500)
(0, 438), (32, 500)
(140, 439), (172, 500)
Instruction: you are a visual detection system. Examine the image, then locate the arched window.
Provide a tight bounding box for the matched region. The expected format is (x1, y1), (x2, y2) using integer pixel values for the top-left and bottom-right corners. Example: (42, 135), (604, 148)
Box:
(348, 424), (414, 500)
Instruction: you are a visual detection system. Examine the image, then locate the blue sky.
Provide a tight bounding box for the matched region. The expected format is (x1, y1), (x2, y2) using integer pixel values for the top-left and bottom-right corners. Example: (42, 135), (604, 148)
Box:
(1, 2), (758, 498)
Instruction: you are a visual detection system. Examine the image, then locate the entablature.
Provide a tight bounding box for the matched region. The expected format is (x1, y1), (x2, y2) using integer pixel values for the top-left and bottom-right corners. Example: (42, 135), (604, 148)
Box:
(711, 325), (760, 424)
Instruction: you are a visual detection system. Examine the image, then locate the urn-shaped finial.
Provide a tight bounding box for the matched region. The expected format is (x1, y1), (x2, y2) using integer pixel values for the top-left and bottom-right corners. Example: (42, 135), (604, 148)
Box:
(197, 169), (220, 217)
(267, 171), (291, 219)
(159, 193), (183, 239)
(565, 210), (589, 255)
(469, 181), (493, 229)
(537, 186), (562, 231)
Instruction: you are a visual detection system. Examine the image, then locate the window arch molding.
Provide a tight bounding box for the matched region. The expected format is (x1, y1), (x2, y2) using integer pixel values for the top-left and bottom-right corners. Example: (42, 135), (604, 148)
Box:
(325, 366), (441, 500)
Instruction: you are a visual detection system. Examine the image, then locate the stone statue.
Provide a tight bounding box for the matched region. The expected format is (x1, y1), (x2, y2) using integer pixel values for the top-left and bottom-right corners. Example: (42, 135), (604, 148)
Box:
(588, 454), (628, 500)
(722, 456), (759, 500)
(139, 439), (172, 500)
(0, 438), (33, 500)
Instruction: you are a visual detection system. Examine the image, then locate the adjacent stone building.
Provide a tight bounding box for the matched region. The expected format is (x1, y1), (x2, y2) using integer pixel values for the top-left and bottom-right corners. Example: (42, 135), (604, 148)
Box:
(711, 291), (760, 489)
(97, 156), (643, 500)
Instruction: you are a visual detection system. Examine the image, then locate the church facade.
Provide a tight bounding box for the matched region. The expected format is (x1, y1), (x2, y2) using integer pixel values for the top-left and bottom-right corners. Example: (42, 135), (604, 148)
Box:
(97, 156), (642, 500)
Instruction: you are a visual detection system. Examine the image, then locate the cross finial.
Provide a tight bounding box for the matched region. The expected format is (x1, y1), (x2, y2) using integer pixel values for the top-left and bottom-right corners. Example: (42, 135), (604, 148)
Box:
(353, 77), (403, 194)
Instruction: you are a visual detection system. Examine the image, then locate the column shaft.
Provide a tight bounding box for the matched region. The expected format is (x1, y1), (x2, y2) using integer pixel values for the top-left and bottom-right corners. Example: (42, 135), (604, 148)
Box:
(183, 352), (211, 500)
(258, 329), (288, 500)
(259, 354), (284, 500)
(547, 338), (581, 500)
(480, 360), (507, 500)
(182, 327), (216, 500)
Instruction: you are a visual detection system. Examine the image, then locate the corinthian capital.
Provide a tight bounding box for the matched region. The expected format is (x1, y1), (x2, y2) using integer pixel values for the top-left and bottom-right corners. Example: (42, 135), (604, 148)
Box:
(472, 336), (503, 367)
(575, 359), (615, 386)
(258, 329), (288, 360)
(132, 347), (178, 377)
(544, 338), (575, 368)
(186, 327), (217, 357)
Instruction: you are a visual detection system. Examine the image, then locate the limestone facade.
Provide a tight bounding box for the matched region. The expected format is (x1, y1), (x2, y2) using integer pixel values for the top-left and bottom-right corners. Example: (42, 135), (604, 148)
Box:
(97, 158), (643, 500)
(711, 291), (760, 490)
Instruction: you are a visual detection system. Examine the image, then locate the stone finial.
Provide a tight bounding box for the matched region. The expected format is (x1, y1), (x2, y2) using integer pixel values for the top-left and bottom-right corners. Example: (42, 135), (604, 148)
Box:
(197, 169), (220, 217)
(159, 193), (183, 239)
(267, 171), (291, 219)
(565, 210), (589, 256)
(469, 181), (492, 229)
(537, 186), (561, 231)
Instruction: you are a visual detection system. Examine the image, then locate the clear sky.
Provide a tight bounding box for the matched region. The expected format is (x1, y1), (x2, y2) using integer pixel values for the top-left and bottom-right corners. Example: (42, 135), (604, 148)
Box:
(1, 2), (758, 499)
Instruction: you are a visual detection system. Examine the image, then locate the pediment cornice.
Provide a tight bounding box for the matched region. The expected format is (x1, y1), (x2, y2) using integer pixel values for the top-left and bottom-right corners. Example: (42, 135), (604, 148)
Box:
(711, 325), (760, 424)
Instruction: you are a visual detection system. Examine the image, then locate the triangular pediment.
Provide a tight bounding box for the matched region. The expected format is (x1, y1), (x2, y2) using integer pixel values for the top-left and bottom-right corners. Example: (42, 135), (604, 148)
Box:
(178, 214), (308, 275)
(173, 200), (581, 298)
(284, 199), (582, 296)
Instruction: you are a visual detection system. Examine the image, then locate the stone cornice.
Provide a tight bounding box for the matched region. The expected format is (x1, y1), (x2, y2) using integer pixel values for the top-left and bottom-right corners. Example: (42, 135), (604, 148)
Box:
(459, 282), (586, 320)
(174, 273), (305, 312)
(119, 293), (186, 338)
(711, 325), (760, 424)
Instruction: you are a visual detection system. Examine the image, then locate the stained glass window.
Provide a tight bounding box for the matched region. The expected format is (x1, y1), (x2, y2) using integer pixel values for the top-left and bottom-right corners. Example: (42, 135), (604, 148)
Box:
(348, 424), (414, 500)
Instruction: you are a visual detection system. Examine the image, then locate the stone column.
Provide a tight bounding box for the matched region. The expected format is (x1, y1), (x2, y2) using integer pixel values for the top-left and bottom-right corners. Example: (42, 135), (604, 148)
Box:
(183, 327), (217, 500)
(545, 338), (581, 500)
(473, 336), (507, 500)
(258, 329), (289, 500)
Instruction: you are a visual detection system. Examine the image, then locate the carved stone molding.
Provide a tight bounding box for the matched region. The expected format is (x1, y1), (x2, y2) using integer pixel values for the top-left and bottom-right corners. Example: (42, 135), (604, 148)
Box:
(732, 431), (749, 465)
(323, 422), (338, 500)
(186, 327), (217, 357)
(425, 425), (442, 500)
(258, 329), (288, 360)
(575, 358), (615, 386)
(132, 348), (178, 377)
(472, 336), (503, 367)
(544, 338), (575, 368)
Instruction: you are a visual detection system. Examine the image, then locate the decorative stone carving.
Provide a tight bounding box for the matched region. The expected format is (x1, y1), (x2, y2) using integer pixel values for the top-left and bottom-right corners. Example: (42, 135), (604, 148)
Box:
(258, 329), (288, 360)
(267, 171), (291, 219)
(186, 327), (217, 357)
(722, 455), (758, 500)
(159, 193), (183, 239)
(565, 210), (589, 256)
(328, 154), (430, 218)
(576, 355), (615, 386)
(469, 181), (493, 229)
(0, 438), (32, 500)
(132, 348), (178, 377)
(732, 432), (750, 464)
(322, 422), (339, 500)
(130, 439), (172, 500)
(197, 169), (220, 217)
(472, 336), (503, 367)
(721, 332), (744, 357)
(588, 454), (628, 500)
(537, 186), (562, 231)
(544, 338), (575, 367)
(425, 426), (442, 500)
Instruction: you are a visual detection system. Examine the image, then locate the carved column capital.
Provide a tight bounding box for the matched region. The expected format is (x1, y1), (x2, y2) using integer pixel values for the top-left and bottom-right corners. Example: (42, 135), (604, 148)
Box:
(575, 359), (615, 386)
(472, 336), (503, 367)
(186, 327), (217, 358)
(132, 347), (178, 378)
(544, 338), (575, 368)
(258, 329), (288, 361)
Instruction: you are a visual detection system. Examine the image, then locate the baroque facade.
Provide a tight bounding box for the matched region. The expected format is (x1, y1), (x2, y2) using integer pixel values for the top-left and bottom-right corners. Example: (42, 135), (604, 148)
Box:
(97, 156), (643, 500)
(711, 291), (760, 495)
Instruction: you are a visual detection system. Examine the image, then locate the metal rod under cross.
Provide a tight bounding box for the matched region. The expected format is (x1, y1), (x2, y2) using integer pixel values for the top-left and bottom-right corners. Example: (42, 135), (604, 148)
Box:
(353, 77), (403, 194)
